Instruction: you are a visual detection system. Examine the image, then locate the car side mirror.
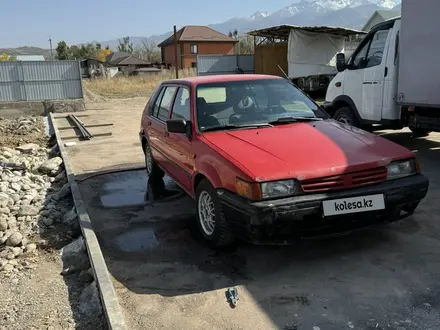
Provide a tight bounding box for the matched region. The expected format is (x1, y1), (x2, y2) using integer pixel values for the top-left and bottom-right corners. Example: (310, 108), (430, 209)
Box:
(336, 53), (346, 72)
(166, 119), (192, 138)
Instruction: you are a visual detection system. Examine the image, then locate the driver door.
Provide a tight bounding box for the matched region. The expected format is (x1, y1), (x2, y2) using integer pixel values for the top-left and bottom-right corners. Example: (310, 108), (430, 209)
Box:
(362, 28), (391, 121)
(344, 26), (391, 121)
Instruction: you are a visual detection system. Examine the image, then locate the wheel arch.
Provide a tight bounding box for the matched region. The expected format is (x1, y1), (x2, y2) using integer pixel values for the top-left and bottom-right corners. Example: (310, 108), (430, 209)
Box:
(192, 165), (223, 197)
(141, 135), (147, 152)
(332, 95), (363, 123)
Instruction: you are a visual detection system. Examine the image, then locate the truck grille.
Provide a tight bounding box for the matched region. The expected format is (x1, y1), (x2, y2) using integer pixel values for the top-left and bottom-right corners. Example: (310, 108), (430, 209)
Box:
(300, 167), (387, 193)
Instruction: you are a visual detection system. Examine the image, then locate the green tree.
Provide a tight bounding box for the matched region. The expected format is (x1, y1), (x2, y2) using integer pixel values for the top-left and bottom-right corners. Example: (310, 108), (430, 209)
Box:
(118, 36), (134, 53)
(55, 41), (70, 60)
(95, 42), (101, 50)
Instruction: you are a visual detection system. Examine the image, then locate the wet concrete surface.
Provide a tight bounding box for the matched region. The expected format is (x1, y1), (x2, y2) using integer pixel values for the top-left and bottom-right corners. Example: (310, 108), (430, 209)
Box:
(79, 130), (440, 330)
(100, 172), (182, 208)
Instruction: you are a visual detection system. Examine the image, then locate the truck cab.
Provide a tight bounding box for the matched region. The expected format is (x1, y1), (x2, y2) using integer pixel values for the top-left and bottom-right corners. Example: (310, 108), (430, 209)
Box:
(324, 18), (401, 129)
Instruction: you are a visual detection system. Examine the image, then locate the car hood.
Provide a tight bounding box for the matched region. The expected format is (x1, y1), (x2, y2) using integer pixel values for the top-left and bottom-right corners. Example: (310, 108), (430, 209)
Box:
(202, 120), (415, 181)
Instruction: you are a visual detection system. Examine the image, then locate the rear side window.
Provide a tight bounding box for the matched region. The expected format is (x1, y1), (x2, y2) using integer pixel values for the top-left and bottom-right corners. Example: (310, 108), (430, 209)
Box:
(152, 88), (165, 116)
(171, 88), (190, 121)
(157, 87), (177, 121)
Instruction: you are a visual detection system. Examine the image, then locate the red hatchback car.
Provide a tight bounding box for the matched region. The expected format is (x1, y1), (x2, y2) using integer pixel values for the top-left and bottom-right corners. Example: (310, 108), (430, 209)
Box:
(139, 74), (429, 247)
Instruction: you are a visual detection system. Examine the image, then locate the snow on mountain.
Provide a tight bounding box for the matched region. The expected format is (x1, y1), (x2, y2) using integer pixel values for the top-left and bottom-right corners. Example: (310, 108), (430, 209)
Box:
(249, 11), (271, 20)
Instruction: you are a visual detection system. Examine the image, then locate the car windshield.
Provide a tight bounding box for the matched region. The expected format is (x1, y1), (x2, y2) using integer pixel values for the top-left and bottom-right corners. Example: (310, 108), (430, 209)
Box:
(195, 78), (328, 132)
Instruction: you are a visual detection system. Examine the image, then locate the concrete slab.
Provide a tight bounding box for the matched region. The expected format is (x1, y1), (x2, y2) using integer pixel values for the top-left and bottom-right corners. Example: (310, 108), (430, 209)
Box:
(58, 97), (148, 175)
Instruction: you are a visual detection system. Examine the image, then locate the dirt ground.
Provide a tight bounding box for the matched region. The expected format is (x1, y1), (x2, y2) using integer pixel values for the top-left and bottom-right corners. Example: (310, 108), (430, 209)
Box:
(75, 124), (440, 330)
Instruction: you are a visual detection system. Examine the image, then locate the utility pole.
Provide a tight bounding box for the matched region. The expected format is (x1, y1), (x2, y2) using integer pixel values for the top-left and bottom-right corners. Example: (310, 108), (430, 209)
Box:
(173, 25), (179, 79)
(48, 36), (53, 60)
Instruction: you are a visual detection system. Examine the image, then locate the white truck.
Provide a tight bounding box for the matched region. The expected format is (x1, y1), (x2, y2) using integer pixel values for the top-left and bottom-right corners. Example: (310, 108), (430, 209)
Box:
(323, 0), (440, 135)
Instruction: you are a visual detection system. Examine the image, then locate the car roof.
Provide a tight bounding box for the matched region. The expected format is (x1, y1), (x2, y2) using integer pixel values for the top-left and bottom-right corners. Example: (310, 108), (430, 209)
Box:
(162, 74), (284, 85)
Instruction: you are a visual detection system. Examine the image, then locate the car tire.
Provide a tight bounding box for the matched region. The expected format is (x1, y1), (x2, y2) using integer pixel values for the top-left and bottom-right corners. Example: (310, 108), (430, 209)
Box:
(144, 141), (164, 179)
(409, 126), (431, 137)
(196, 179), (235, 248)
(334, 106), (359, 127)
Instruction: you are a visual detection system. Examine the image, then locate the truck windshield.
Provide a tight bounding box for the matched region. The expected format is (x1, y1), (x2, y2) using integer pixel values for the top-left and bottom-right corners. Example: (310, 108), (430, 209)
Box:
(195, 79), (328, 132)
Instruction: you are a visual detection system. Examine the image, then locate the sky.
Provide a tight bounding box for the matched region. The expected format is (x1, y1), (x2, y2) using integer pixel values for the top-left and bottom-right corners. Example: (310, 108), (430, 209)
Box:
(0, 0), (297, 48)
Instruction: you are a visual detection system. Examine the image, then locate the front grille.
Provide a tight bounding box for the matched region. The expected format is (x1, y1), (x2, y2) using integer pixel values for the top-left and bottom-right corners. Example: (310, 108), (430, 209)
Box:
(300, 167), (387, 193)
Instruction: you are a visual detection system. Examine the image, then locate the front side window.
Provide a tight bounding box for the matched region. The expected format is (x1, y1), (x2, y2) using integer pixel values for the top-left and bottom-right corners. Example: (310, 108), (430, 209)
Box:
(171, 88), (190, 121)
(195, 79), (328, 132)
(157, 86), (177, 121)
(366, 29), (389, 68)
(348, 27), (390, 70)
(350, 39), (371, 70)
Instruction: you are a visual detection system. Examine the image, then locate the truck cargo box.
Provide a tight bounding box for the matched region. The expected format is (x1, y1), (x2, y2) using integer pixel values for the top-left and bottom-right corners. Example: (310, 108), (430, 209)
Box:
(398, 0), (440, 107)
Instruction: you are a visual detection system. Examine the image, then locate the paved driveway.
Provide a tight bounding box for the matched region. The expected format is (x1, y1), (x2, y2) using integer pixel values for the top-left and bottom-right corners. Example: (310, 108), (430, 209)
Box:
(78, 130), (440, 330)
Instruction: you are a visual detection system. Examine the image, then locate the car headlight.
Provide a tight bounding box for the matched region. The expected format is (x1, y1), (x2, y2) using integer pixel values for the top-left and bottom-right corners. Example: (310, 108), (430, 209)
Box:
(386, 159), (419, 180)
(260, 179), (298, 199)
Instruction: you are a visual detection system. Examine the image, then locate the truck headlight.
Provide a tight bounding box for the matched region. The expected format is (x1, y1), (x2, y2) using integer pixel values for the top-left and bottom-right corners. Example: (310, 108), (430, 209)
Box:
(386, 159), (419, 180)
(260, 180), (298, 199)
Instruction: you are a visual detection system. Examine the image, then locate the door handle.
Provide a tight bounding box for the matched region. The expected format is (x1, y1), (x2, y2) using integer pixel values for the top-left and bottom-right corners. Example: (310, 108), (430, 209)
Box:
(164, 131), (169, 137)
(146, 121), (152, 126)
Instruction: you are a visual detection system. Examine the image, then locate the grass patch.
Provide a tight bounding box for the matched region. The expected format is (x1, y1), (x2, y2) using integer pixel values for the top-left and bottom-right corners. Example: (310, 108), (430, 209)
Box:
(83, 69), (196, 99)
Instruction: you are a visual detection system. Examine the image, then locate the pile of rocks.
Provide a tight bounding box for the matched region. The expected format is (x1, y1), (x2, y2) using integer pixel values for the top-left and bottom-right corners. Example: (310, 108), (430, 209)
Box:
(0, 116), (48, 149)
(0, 116), (42, 136)
(0, 143), (79, 274)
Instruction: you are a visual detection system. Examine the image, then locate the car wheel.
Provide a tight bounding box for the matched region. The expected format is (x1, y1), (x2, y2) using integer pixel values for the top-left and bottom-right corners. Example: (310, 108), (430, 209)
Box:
(144, 141), (164, 179)
(196, 179), (235, 248)
(409, 126), (430, 137)
(334, 106), (359, 127)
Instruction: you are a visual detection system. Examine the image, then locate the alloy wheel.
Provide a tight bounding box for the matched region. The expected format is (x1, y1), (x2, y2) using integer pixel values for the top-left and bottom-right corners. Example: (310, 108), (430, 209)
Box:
(198, 191), (216, 236)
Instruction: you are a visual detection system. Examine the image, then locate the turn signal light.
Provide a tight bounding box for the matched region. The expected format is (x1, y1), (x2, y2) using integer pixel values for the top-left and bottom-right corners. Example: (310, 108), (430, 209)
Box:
(335, 82), (342, 87)
(415, 158), (421, 174)
(235, 178), (262, 200)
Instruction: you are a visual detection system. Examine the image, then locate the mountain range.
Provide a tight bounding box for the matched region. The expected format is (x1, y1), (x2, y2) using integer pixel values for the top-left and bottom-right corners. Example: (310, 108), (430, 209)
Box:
(2, 0), (401, 56)
(100, 0), (401, 49)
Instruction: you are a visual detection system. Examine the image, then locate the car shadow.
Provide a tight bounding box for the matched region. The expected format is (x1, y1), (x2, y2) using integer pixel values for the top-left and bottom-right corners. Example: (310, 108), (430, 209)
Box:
(79, 130), (440, 330)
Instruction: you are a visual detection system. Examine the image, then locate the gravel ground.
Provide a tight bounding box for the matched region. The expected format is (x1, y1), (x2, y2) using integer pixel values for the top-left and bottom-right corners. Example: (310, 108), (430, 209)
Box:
(0, 115), (106, 330)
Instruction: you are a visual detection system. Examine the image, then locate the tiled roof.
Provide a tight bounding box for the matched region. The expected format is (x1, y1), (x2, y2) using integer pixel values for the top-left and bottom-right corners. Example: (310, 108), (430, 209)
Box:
(158, 26), (237, 47)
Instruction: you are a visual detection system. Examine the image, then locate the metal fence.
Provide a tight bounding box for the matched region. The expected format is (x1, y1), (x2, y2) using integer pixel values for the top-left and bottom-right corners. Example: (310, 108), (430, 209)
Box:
(196, 55), (254, 76)
(0, 60), (83, 102)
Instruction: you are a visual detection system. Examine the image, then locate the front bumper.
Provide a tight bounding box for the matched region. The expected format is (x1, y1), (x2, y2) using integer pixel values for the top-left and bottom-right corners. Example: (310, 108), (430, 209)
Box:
(217, 174), (429, 244)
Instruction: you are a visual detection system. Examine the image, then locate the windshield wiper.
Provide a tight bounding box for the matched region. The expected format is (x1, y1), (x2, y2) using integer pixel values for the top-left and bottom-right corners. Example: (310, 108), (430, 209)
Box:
(268, 117), (323, 125)
(201, 123), (272, 132)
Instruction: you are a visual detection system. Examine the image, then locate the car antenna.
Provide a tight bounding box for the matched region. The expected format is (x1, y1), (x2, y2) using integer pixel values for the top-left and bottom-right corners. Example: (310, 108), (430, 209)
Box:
(278, 65), (299, 88)
(277, 65), (322, 108)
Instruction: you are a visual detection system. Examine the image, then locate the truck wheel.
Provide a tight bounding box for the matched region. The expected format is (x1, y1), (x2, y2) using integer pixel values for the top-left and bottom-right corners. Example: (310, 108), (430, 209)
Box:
(334, 106), (359, 127)
(196, 179), (235, 248)
(144, 141), (164, 179)
(409, 127), (431, 137)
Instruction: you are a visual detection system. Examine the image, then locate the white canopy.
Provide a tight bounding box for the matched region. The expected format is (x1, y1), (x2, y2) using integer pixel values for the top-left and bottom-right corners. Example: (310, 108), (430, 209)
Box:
(288, 29), (345, 79)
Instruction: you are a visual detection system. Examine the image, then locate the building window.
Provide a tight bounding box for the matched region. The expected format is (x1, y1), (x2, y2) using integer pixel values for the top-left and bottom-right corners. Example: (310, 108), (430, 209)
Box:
(190, 44), (198, 54)
(191, 62), (197, 68)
